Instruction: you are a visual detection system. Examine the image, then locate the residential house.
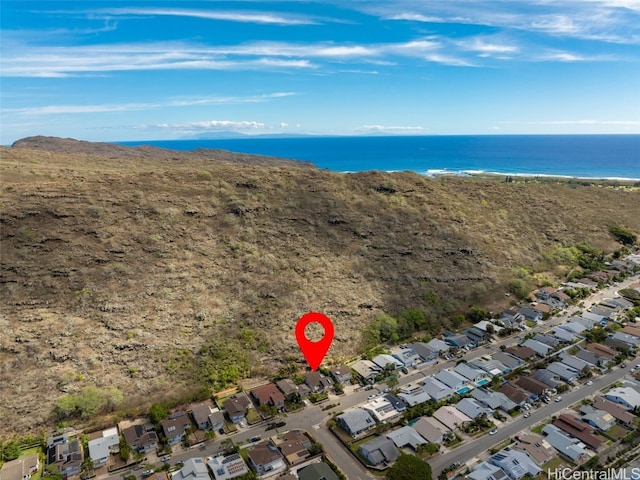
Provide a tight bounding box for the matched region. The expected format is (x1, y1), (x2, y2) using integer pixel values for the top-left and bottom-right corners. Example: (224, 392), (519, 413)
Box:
(443, 334), (473, 348)
(532, 370), (562, 389)
(559, 353), (591, 373)
(513, 434), (555, 466)
(384, 393), (408, 413)
(536, 286), (556, 300)
(573, 316), (596, 330)
(530, 303), (552, 316)
(581, 312), (607, 325)
(277, 430), (311, 465)
(499, 384), (529, 407)
(363, 397), (402, 423)
(465, 327), (488, 345)
(407, 342), (439, 363)
(579, 405), (615, 432)
(276, 379), (298, 399)
(532, 334), (560, 348)
(0, 455), (40, 480)
(607, 297), (634, 309)
(171, 458), (210, 480)
(475, 320), (504, 334)
(515, 377), (549, 398)
(434, 370), (468, 392)
(488, 449), (541, 480)
(521, 339), (551, 357)
(336, 409), (375, 437)
(468, 462), (509, 480)
(46, 437), (83, 478)
(420, 377), (454, 402)
(504, 346), (536, 361)
(385, 426), (427, 451)
(87, 427), (119, 467)
(251, 383), (286, 408)
(585, 343), (617, 360)
(604, 387), (640, 409)
(411, 417), (445, 444)
(398, 382), (432, 405)
(371, 354), (403, 371)
(593, 396), (636, 427)
(500, 306), (524, 323)
(575, 349), (608, 369)
(433, 406), (471, 431)
(329, 365), (351, 385)
(297, 463), (340, 480)
(426, 338), (451, 354)
(518, 307), (543, 323)
(357, 437), (400, 467)
(471, 358), (510, 376)
(605, 337), (633, 352)
(161, 413), (191, 446)
(121, 425), (158, 453)
(246, 441), (286, 475)
(455, 398), (493, 419)
(471, 388), (517, 413)
(551, 290), (571, 305)
(304, 372), (332, 393)
(541, 425), (587, 463)
(351, 359), (380, 383)
(559, 321), (587, 336)
(207, 454), (249, 480)
(493, 352), (523, 370)
(191, 404), (215, 431)
(551, 328), (576, 343)
(546, 362), (579, 383)
(454, 362), (490, 385)
(223, 392), (252, 424)
(390, 346), (421, 367)
(553, 414), (604, 451)
(622, 325), (640, 338)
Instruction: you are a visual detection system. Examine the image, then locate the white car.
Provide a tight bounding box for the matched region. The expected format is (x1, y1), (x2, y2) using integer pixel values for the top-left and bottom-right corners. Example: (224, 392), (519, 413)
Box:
(555, 396), (563, 402)
(489, 429), (498, 435)
(523, 412), (531, 418)
(586, 380), (593, 386)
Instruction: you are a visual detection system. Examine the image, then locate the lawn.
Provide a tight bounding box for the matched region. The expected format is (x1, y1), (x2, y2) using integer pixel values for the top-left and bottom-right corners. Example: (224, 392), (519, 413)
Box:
(542, 456), (572, 471)
(606, 423), (629, 441)
(531, 424), (545, 434)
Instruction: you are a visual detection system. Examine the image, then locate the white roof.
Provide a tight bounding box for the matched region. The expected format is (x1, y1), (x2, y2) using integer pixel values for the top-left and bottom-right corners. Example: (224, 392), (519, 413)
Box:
(605, 387), (640, 408)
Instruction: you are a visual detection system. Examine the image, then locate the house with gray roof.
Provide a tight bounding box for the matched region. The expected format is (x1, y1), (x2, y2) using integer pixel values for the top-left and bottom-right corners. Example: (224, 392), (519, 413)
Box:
(358, 437), (400, 467)
(454, 362), (490, 384)
(593, 396), (636, 426)
(398, 383), (432, 405)
(456, 398), (493, 419)
(546, 362), (579, 383)
(208, 454), (249, 480)
(579, 405), (615, 431)
(336, 409), (375, 437)
(433, 406), (471, 431)
(444, 334), (473, 348)
(541, 424), (587, 462)
(573, 316), (596, 330)
(575, 349), (608, 368)
(532, 369), (562, 388)
(551, 328), (576, 343)
(559, 353), (591, 373)
(421, 377), (454, 402)
(466, 326), (489, 345)
(434, 370), (468, 391)
(329, 365), (352, 385)
(559, 322), (587, 335)
(471, 388), (517, 413)
(533, 334), (560, 348)
(468, 462), (509, 480)
(488, 449), (541, 480)
(518, 307), (543, 323)
(522, 339), (551, 357)
(605, 387), (640, 409)
(611, 332), (640, 347)
(385, 426), (427, 451)
(411, 417), (445, 444)
(493, 352), (523, 370)
(581, 311), (606, 324)
(390, 346), (421, 367)
(427, 338), (451, 353)
(372, 354), (403, 370)
(407, 342), (439, 363)
(173, 458), (211, 480)
(471, 358), (510, 375)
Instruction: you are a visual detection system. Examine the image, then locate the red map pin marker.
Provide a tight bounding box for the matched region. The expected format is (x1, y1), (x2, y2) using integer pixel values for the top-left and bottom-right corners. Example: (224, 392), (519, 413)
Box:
(295, 312), (334, 371)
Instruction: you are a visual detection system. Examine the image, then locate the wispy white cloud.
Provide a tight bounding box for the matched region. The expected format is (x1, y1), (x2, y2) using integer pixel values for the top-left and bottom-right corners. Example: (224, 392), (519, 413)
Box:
(146, 120), (267, 132)
(4, 93), (296, 116)
(500, 119), (640, 125)
(355, 125), (426, 133)
(93, 7), (319, 25)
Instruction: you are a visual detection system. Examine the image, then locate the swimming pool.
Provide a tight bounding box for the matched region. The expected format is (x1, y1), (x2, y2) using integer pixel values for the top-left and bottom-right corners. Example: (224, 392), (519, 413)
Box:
(457, 386), (471, 394)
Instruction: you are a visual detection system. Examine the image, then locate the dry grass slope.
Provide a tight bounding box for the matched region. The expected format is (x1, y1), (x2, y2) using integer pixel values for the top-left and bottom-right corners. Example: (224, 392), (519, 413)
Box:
(1, 138), (639, 437)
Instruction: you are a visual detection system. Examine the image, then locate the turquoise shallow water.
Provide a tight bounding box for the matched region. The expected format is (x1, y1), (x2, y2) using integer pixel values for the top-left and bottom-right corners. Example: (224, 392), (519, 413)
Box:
(119, 134), (640, 180)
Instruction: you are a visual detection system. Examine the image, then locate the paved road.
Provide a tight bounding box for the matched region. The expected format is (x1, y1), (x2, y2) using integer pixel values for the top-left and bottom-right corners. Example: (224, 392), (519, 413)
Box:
(104, 273), (639, 480)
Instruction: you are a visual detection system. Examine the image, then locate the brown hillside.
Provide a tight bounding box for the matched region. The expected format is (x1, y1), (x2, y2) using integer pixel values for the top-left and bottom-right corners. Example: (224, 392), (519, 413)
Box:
(1, 138), (639, 437)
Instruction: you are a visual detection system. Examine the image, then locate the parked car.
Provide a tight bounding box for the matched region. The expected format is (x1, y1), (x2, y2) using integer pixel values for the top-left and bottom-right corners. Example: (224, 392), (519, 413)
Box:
(142, 470), (154, 477)
(555, 396), (563, 402)
(523, 412), (530, 418)
(489, 429), (498, 435)
(160, 455), (171, 463)
(586, 380), (593, 386)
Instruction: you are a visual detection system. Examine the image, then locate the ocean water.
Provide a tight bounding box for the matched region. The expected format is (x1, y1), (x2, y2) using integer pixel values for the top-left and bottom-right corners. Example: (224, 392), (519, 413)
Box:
(119, 135), (640, 180)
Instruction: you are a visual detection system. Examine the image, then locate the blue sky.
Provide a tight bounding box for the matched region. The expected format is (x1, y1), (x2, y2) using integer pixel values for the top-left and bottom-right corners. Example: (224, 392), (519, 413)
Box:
(2, 1), (640, 143)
